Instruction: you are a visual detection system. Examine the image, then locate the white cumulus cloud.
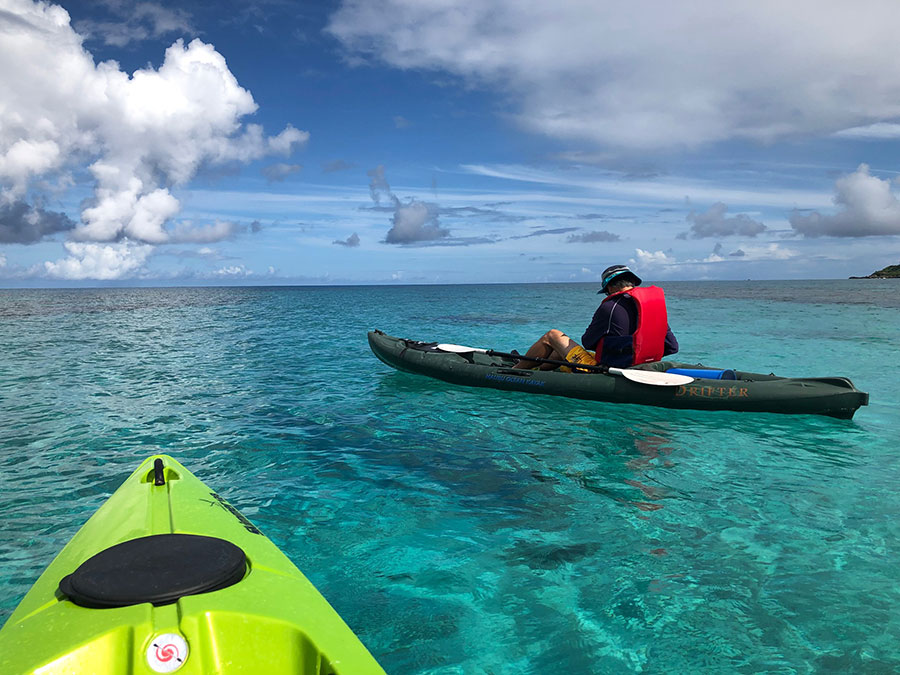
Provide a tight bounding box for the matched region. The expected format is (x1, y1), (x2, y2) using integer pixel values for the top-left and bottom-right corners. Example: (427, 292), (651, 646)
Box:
(214, 264), (252, 277)
(366, 165), (450, 244)
(43, 240), (154, 279)
(333, 232), (361, 247)
(0, 0), (308, 246)
(790, 164), (900, 237)
(329, 0), (900, 150)
(632, 248), (676, 267)
(680, 202), (766, 239)
(384, 200), (449, 244)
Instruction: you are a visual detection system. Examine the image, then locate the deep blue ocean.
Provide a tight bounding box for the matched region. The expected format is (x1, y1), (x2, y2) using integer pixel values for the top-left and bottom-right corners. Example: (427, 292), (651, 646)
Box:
(1, 280), (898, 673)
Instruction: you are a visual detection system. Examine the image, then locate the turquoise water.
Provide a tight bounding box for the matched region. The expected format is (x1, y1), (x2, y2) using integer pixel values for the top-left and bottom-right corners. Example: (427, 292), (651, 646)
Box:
(0, 280), (897, 672)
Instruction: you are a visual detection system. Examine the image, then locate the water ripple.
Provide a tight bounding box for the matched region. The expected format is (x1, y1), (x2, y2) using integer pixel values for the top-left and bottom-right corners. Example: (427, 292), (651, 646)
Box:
(1, 284), (898, 673)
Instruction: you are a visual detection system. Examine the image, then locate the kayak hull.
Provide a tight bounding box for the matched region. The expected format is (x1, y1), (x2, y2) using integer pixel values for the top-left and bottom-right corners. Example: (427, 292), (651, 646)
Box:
(368, 330), (868, 419)
(0, 455), (385, 675)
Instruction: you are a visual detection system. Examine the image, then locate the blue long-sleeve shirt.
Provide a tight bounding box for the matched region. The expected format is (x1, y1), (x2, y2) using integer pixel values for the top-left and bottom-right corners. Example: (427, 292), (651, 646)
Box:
(581, 294), (678, 362)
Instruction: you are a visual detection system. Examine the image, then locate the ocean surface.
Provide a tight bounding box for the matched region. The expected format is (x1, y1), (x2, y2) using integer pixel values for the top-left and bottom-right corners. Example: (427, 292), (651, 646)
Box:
(0, 280), (897, 673)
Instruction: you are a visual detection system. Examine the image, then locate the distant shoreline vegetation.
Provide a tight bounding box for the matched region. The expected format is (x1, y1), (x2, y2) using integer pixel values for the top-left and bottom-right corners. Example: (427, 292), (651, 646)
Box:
(850, 263), (900, 279)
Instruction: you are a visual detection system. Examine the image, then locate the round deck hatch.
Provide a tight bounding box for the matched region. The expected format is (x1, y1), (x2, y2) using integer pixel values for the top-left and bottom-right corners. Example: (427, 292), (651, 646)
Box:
(59, 533), (246, 608)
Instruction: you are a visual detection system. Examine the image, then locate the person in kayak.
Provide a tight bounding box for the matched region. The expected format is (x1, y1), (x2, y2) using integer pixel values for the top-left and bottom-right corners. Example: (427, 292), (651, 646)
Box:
(512, 264), (678, 371)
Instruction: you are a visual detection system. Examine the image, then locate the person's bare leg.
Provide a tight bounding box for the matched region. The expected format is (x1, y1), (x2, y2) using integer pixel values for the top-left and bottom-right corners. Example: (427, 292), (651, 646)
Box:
(513, 329), (579, 369)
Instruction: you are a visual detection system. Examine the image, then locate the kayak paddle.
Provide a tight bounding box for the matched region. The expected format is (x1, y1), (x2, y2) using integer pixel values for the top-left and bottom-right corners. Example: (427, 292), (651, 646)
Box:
(435, 343), (693, 386)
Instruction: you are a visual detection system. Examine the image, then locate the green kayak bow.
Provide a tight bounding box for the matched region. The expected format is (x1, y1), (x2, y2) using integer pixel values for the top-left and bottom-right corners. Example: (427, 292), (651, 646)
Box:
(0, 455), (385, 674)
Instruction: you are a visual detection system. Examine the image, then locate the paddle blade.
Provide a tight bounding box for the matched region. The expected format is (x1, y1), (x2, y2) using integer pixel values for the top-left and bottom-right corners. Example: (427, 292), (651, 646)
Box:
(436, 343), (487, 353)
(609, 367), (693, 386)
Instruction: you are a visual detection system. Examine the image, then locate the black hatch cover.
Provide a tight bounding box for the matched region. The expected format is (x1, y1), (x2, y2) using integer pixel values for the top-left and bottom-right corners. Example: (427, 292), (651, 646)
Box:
(59, 533), (246, 608)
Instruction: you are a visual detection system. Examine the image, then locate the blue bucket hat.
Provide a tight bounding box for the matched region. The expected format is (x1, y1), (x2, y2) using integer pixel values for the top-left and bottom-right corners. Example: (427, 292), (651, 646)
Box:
(598, 265), (642, 294)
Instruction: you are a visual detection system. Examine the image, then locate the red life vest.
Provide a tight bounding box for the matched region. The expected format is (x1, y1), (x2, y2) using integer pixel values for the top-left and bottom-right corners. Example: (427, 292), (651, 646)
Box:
(596, 286), (669, 365)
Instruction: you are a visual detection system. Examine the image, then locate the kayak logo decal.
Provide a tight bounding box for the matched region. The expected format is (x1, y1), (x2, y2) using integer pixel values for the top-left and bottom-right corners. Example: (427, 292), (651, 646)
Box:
(155, 643), (179, 663)
(203, 491), (263, 535)
(675, 385), (749, 398)
(484, 374), (546, 387)
(147, 633), (189, 672)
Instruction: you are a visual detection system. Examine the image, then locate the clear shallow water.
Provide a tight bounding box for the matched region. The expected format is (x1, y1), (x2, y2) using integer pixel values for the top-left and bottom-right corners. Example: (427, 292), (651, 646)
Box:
(0, 280), (897, 673)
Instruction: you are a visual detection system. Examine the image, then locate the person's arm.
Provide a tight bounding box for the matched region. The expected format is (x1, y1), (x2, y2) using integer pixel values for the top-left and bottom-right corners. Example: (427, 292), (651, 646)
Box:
(581, 300), (630, 350)
(663, 326), (678, 355)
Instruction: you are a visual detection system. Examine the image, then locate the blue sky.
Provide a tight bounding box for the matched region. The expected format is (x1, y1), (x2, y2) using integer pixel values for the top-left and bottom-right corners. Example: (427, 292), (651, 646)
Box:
(2, 0), (900, 285)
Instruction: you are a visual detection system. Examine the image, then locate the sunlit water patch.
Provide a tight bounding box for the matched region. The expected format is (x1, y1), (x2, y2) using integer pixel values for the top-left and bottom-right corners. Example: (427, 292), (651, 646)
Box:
(1, 282), (897, 672)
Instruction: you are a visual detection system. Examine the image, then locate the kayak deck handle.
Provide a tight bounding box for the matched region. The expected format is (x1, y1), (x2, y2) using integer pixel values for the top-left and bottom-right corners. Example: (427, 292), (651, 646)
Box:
(154, 458), (166, 486)
(144, 459), (181, 485)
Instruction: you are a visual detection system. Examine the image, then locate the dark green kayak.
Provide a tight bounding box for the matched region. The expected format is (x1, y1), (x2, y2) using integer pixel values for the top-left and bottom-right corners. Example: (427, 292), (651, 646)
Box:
(368, 330), (869, 419)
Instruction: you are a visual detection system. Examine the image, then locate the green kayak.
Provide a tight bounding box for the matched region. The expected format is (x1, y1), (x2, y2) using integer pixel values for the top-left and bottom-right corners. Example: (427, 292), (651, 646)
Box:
(0, 455), (385, 675)
(368, 330), (869, 419)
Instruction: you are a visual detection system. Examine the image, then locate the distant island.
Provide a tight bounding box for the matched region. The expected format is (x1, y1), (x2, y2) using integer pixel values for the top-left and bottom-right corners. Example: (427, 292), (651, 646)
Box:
(850, 263), (900, 279)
